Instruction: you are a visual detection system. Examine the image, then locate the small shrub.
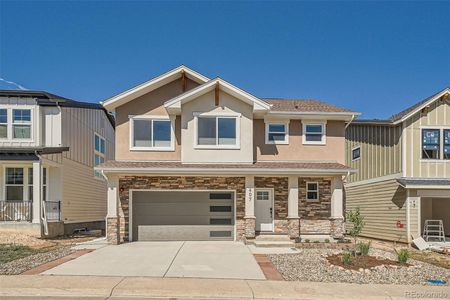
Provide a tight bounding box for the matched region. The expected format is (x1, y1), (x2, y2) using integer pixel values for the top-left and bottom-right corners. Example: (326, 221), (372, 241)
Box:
(341, 252), (352, 265)
(324, 239), (330, 243)
(357, 241), (371, 256)
(313, 240), (320, 243)
(395, 248), (410, 264)
(304, 239), (310, 243)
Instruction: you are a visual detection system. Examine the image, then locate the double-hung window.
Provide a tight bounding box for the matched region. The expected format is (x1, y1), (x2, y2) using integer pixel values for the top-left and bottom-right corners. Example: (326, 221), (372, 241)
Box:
(303, 123), (326, 144)
(12, 109), (31, 139)
(28, 168), (47, 201)
(131, 117), (173, 150)
(5, 168), (24, 201)
(422, 129), (440, 159)
(0, 109), (7, 139)
(306, 182), (319, 201)
(94, 134), (106, 178)
(265, 123), (288, 144)
(352, 146), (361, 161)
(196, 115), (238, 148)
(444, 129), (450, 160)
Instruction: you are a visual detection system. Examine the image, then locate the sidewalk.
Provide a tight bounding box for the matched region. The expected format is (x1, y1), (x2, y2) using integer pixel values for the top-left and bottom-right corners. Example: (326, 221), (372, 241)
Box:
(0, 275), (449, 299)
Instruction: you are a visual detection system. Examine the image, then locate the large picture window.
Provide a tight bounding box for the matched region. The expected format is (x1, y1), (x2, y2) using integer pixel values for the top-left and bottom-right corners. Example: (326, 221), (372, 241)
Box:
(303, 123), (326, 144)
(12, 109), (31, 139)
(265, 123), (288, 144)
(131, 117), (173, 150)
(94, 134), (106, 178)
(422, 129), (440, 159)
(196, 116), (237, 147)
(444, 129), (450, 160)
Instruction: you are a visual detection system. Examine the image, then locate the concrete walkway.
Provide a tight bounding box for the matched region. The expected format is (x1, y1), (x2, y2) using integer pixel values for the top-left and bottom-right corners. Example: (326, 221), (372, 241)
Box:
(1, 275), (448, 299)
(43, 241), (265, 280)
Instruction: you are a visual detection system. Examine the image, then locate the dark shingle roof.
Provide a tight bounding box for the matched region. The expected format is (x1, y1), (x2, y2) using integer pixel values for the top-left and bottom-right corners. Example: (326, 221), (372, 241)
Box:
(262, 98), (355, 113)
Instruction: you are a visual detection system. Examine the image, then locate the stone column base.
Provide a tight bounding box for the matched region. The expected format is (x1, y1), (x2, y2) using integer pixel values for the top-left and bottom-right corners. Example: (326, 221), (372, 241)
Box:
(106, 217), (119, 245)
(330, 217), (344, 239)
(244, 217), (256, 239)
(287, 217), (300, 239)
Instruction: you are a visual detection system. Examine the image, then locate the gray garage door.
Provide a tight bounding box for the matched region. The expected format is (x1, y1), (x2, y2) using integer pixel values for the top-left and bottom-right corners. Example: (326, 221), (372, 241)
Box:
(131, 191), (234, 241)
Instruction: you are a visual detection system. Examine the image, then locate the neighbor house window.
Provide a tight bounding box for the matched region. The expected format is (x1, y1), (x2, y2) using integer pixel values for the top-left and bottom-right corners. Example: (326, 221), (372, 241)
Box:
(196, 115), (238, 147)
(0, 109), (7, 138)
(352, 146), (361, 161)
(131, 117), (173, 150)
(5, 168), (24, 201)
(303, 123), (326, 144)
(306, 182), (319, 201)
(12, 109), (31, 139)
(444, 129), (450, 160)
(94, 133), (105, 178)
(28, 168), (47, 201)
(422, 129), (440, 159)
(265, 123), (288, 144)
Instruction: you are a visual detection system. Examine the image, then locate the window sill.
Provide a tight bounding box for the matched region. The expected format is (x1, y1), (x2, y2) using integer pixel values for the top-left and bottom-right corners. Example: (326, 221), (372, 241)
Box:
(194, 145), (240, 150)
(265, 141), (289, 145)
(419, 159), (450, 163)
(130, 146), (175, 152)
(306, 199), (320, 202)
(302, 142), (326, 146)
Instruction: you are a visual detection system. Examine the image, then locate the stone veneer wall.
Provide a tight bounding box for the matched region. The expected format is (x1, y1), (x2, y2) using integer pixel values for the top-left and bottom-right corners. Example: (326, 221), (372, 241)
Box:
(255, 177), (289, 233)
(116, 176), (246, 243)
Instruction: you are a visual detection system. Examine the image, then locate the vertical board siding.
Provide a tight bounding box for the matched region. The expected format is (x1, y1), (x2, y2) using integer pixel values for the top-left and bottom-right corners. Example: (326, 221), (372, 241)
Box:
(345, 179), (407, 242)
(404, 99), (450, 178)
(346, 124), (402, 183)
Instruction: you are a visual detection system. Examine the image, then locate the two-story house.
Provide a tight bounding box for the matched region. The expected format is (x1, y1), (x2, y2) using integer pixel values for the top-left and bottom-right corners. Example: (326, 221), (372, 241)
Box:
(0, 90), (115, 237)
(345, 88), (450, 244)
(98, 66), (358, 244)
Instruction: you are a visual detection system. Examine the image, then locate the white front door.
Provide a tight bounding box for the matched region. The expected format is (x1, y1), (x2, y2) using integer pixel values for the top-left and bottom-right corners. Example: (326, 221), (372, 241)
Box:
(255, 189), (273, 232)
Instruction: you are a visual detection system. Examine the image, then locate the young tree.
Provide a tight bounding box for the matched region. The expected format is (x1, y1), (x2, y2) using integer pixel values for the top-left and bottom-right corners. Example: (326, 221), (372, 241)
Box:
(346, 208), (365, 255)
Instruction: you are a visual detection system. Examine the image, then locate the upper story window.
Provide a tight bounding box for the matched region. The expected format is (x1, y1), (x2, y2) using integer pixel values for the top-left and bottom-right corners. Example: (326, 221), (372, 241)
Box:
(94, 133), (105, 178)
(265, 123), (288, 144)
(195, 114), (239, 149)
(444, 129), (450, 160)
(303, 123), (326, 145)
(352, 146), (361, 161)
(422, 129), (440, 159)
(12, 109), (31, 139)
(0, 109), (7, 139)
(130, 116), (174, 151)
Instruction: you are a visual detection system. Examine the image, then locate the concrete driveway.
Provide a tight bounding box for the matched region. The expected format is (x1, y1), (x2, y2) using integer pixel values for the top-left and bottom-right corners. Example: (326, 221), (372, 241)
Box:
(44, 241), (265, 280)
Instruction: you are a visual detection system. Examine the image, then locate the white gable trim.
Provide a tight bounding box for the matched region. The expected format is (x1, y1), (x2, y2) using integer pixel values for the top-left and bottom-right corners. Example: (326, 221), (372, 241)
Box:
(101, 65), (209, 111)
(395, 88), (450, 124)
(164, 78), (272, 113)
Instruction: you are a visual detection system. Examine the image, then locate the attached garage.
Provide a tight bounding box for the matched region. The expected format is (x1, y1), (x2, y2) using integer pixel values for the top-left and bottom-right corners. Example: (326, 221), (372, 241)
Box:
(130, 190), (235, 241)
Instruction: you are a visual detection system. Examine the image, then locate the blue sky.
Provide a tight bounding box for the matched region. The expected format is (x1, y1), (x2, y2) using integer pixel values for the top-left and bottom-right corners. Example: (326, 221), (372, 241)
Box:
(0, 1), (449, 119)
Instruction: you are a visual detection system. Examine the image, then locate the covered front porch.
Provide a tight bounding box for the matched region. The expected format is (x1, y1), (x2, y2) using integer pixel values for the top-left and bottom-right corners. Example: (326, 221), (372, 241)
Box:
(0, 148), (66, 236)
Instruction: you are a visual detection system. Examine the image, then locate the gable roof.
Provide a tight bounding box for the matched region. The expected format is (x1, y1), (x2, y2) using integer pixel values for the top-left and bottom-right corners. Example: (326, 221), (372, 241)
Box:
(164, 78), (272, 113)
(0, 90), (115, 127)
(353, 87), (450, 125)
(263, 98), (356, 113)
(102, 65), (209, 111)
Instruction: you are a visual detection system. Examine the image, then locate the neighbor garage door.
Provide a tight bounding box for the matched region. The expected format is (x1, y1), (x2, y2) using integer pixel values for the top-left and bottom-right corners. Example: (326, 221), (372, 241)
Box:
(131, 191), (234, 241)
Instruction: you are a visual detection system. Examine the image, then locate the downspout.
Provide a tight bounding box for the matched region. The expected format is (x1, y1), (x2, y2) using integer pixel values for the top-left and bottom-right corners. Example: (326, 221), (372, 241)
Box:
(345, 114), (356, 129)
(35, 151), (48, 236)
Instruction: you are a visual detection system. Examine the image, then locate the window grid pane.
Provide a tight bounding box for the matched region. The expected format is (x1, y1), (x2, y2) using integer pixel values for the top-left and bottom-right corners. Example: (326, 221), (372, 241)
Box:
(306, 182), (319, 200)
(133, 119), (152, 147)
(153, 120), (171, 147)
(218, 118), (236, 145)
(422, 129), (440, 159)
(444, 129), (450, 160)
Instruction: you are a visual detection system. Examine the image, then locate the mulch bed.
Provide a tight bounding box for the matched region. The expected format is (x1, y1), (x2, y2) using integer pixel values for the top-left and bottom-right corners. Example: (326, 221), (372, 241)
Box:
(327, 254), (409, 270)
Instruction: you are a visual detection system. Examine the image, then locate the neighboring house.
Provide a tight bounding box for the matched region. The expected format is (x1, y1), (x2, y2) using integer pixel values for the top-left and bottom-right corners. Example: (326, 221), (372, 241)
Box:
(97, 66), (358, 244)
(0, 90), (115, 237)
(345, 88), (450, 244)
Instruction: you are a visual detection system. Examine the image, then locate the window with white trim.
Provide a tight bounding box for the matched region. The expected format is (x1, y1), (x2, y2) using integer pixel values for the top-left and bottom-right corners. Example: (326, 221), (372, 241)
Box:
(306, 182), (319, 201)
(197, 116), (237, 147)
(5, 168), (24, 201)
(352, 146), (361, 161)
(12, 109), (31, 139)
(0, 109), (7, 139)
(94, 133), (105, 178)
(422, 129), (440, 159)
(265, 123), (288, 144)
(28, 167), (47, 201)
(131, 117), (173, 150)
(444, 129), (450, 160)
(303, 123), (325, 144)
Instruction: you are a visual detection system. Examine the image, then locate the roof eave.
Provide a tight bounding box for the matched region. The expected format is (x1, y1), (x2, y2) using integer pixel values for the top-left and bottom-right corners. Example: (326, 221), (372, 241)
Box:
(267, 111), (361, 121)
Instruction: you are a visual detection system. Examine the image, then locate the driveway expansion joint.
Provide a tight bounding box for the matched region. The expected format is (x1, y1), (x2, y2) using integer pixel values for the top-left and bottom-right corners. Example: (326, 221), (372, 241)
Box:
(163, 241), (185, 277)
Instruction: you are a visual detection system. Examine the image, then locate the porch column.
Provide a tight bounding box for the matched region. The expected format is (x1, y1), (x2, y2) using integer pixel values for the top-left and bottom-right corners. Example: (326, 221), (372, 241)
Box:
(106, 174), (120, 245)
(406, 190), (420, 244)
(330, 176), (344, 239)
(244, 175), (255, 239)
(287, 176), (300, 239)
(32, 160), (42, 224)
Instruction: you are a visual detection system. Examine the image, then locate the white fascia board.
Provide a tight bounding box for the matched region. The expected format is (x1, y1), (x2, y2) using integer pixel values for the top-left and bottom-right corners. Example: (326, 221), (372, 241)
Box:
(401, 184), (450, 190)
(267, 111), (361, 121)
(394, 88), (450, 125)
(102, 65), (209, 111)
(97, 167), (356, 175)
(164, 78), (272, 112)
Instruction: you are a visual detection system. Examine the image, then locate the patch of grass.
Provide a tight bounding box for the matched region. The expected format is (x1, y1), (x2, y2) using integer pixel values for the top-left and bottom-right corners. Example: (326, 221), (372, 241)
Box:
(0, 244), (42, 264)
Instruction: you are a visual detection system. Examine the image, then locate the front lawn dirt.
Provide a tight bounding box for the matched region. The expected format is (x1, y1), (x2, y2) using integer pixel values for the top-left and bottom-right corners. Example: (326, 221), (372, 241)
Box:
(326, 254), (409, 270)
